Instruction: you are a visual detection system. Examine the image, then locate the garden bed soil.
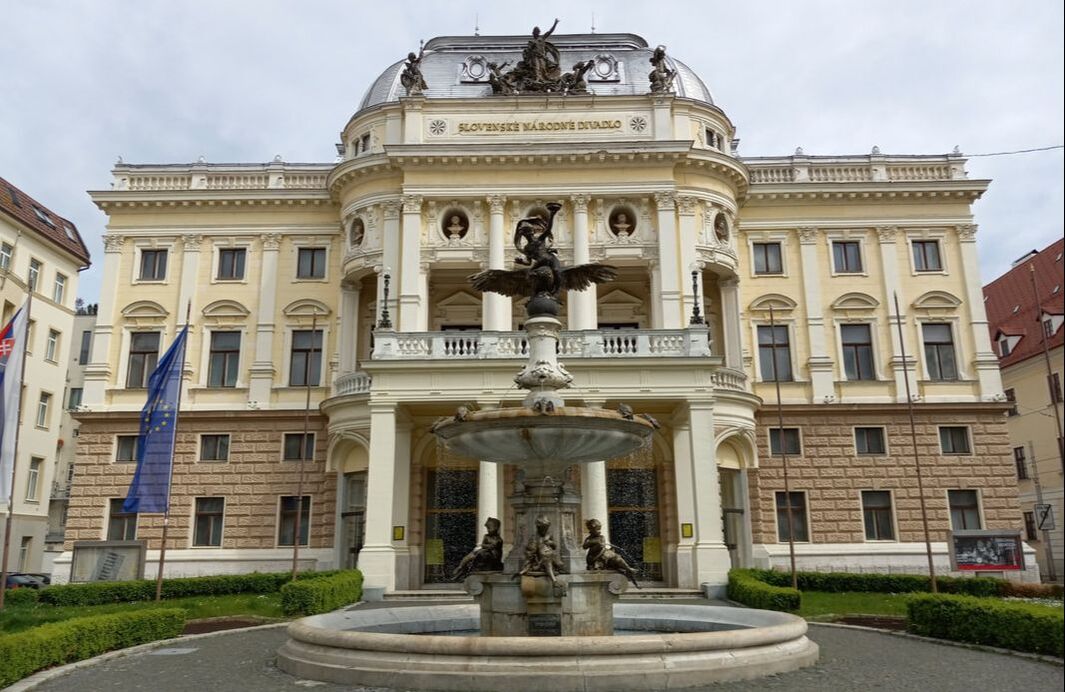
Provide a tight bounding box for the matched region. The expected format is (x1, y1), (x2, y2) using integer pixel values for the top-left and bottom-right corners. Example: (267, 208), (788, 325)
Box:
(183, 617), (278, 635)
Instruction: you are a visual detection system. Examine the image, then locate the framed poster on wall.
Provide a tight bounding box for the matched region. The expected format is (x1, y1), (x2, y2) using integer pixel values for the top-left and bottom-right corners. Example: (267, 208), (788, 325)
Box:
(948, 530), (1025, 571)
(70, 540), (147, 582)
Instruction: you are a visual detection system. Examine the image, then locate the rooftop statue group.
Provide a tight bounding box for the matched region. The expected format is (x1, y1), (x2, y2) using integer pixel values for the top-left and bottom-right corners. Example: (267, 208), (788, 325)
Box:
(399, 21), (676, 96)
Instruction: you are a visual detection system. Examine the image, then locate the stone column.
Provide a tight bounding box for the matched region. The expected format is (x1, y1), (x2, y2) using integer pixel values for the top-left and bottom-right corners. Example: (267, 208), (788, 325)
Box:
(379, 201), (401, 327)
(956, 224), (1004, 397)
(676, 196), (700, 323)
(877, 226), (918, 401)
(580, 399), (610, 541)
(719, 278), (743, 369)
(483, 195), (511, 330)
(338, 281), (361, 374)
(359, 403), (398, 592)
(568, 194), (597, 330)
(798, 227), (834, 400)
(654, 192), (683, 328)
(249, 233), (281, 403)
(83, 235), (124, 404)
(398, 195), (423, 332)
(392, 419), (413, 589)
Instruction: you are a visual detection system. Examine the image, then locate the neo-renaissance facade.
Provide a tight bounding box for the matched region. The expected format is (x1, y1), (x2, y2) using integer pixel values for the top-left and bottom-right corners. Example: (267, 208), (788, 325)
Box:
(59, 32), (1033, 590)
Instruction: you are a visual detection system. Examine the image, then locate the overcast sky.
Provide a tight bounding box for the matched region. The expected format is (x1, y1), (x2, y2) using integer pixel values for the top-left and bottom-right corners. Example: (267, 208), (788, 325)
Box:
(2, 0), (1062, 302)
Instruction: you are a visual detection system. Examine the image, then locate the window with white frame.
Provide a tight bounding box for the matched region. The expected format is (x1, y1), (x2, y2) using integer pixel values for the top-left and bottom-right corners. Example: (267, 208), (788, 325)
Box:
(922, 323), (958, 381)
(296, 248), (327, 279)
(757, 325), (792, 381)
(769, 427), (801, 456)
(53, 272), (67, 304)
(278, 495), (311, 546)
(854, 426), (887, 455)
(200, 434), (231, 462)
(126, 332), (160, 388)
(752, 242), (783, 275)
(68, 387), (83, 409)
(0, 242), (11, 271)
(1013, 446), (1028, 479)
(841, 324), (875, 380)
(115, 435), (138, 463)
(948, 489), (981, 530)
(861, 490), (895, 540)
(45, 329), (60, 362)
(939, 426), (971, 454)
(775, 491), (808, 542)
(28, 258), (42, 291)
(912, 239), (943, 271)
(207, 331), (241, 388)
(217, 248), (247, 281)
(289, 329), (323, 386)
(107, 498), (137, 540)
(832, 240), (863, 273)
(36, 392), (51, 428)
(193, 497), (225, 547)
(26, 457), (43, 501)
(138, 249), (168, 281)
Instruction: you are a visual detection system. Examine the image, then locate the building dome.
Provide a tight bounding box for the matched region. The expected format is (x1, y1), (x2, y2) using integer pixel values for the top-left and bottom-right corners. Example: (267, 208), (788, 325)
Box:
(358, 33), (713, 110)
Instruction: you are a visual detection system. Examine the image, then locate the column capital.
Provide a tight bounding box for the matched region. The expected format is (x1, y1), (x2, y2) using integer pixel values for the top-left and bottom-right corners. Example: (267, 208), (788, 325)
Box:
(341, 278), (362, 293)
(876, 225), (898, 243)
(261, 233), (282, 250)
(569, 194), (591, 212)
(400, 195), (423, 213)
(103, 234), (125, 253)
(720, 277), (740, 290)
(797, 226), (817, 244)
(956, 223), (977, 241)
(675, 195), (698, 215)
(653, 191), (676, 211)
(487, 194), (507, 213)
(382, 200), (401, 220)
(180, 233), (204, 251)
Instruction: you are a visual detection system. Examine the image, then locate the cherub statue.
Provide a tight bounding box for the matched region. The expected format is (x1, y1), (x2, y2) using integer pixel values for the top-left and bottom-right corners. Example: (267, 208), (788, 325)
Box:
(452, 517), (504, 580)
(516, 515), (565, 591)
(648, 45), (676, 94)
(582, 518), (640, 588)
(400, 45), (428, 96)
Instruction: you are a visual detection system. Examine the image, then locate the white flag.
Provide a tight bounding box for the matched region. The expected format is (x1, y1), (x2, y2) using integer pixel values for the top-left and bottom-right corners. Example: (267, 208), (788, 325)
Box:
(0, 304), (29, 503)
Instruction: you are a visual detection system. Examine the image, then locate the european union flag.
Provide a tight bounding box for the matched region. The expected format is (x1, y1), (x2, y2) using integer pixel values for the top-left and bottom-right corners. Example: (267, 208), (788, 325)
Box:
(124, 325), (188, 513)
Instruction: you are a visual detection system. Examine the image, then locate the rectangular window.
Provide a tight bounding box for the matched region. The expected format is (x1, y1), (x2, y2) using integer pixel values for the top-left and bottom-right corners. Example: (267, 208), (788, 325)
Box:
(217, 248), (246, 280)
(775, 491), (808, 542)
(913, 240), (942, 271)
(923, 323), (958, 381)
(1004, 388), (1018, 416)
(26, 457), (42, 501)
(278, 495), (311, 546)
(1013, 447), (1028, 480)
(855, 427), (886, 455)
(200, 434), (231, 462)
(193, 497), (225, 547)
(948, 489), (981, 530)
(18, 537), (32, 571)
(861, 490), (895, 540)
(207, 331), (241, 388)
(283, 432), (315, 461)
(296, 247), (327, 279)
(115, 435), (138, 463)
(53, 273), (67, 304)
(139, 249), (167, 280)
(841, 324), (875, 380)
(1049, 373), (1063, 403)
(126, 331), (160, 388)
(67, 387), (83, 410)
(107, 498), (137, 540)
(832, 241), (863, 273)
(78, 330), (92, 364)
(36, 392), (51, 428)
(752, 242), (783, 275)
(289, 329), (323, 386)
(998, 338), (1011, 357)
(769, 427), (801, 456)
(1023, 511), (1037, 541)
(939, 426), (971, 454)
(0, 243), (11, 271)
(28, 258), (42, 291)
(45, 329), (60, 362)
(757, 325), (792, 381)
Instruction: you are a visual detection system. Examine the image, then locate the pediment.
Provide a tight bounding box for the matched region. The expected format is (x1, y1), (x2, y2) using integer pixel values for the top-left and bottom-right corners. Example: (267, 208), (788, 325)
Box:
(202, 299), (250, 319)
(748, 294), (797, 312)
(282, 299), (331, 317)
(120, 300), (168, 319)
(598, 289), (644, 306)
(436, 290), (482, 307)
(912, 290), (961, 311)
(831, 292), (879, 311)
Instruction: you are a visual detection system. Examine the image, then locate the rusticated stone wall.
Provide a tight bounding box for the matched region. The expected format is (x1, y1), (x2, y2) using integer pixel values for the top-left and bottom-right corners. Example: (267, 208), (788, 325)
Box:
(748, 404), (1019, 544)
(66, 410), (336, 550)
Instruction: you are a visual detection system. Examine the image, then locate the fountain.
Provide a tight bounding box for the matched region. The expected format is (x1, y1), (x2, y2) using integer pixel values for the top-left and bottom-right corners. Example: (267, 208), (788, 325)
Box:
(277, 201), (818, 689)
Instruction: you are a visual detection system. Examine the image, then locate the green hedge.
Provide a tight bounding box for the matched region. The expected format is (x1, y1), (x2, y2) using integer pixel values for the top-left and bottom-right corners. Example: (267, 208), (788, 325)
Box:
(38, 570), (341, 607)
(727, 569), (800, 611)
(281, 570), (364, 616)
(907, 593), (1064, 656)
(0, 608), (185, 687)
(3, 588), (40, 606)
(745, 568), (1001, 597)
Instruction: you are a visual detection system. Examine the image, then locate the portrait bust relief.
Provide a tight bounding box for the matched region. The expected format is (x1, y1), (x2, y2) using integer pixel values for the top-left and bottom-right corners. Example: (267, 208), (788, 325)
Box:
(441, 209), (470, 240)
(609, 206), (637, 237)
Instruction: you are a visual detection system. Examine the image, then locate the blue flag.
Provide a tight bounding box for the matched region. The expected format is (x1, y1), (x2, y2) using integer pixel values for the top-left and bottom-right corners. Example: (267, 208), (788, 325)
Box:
(124, 325), (188, 513)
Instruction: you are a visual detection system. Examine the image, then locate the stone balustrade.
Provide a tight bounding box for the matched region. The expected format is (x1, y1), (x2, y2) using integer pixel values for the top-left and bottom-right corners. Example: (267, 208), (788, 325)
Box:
(114, 164), (331, 192)
(746, 154), (967, 185)
(334, 370), (373, 396)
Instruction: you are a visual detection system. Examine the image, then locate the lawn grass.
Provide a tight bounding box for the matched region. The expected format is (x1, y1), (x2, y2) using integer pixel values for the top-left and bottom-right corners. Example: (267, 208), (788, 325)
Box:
(0, 592), (285, 635)
(798, 591), (910, 619)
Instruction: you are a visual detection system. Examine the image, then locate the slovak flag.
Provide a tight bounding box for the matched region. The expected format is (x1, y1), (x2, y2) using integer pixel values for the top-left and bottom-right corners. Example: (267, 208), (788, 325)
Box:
(0, 305), (29, 503)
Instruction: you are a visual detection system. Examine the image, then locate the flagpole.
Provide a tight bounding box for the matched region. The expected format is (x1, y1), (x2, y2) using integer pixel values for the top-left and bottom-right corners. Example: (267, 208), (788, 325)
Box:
(291, 311), (318, 580)
(0, 290), (31, 610)
(768, 305), (798, 589)
(154, 302), (191, 602)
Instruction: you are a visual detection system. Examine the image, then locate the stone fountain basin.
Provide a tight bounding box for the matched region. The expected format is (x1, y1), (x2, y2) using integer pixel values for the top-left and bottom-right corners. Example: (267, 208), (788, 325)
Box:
(277, 602), (819, 691)
(434, 406), (654, 464)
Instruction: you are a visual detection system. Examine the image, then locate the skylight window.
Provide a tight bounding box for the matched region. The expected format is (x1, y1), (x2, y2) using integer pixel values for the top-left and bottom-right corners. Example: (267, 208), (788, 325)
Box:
(33, 206), (56, 228)
(63, 224), (76, 240)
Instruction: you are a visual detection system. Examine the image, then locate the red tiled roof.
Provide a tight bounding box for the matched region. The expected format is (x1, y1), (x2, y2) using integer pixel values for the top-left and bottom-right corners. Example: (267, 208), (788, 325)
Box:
(983, 237), (1065, 368)
(0, 175), (91, 267)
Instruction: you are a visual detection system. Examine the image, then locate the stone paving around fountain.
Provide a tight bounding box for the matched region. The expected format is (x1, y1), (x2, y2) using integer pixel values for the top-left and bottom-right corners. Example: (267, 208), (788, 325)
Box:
(23, 602), (1063, 692)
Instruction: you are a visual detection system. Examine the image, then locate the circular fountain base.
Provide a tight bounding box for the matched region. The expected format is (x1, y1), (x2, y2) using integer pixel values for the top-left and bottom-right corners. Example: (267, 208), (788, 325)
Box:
(277, 603), (819, 691)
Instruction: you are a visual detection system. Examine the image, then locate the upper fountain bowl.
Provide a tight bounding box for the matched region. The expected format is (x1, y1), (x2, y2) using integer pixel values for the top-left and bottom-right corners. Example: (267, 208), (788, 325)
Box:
(434, 407), (654, 465)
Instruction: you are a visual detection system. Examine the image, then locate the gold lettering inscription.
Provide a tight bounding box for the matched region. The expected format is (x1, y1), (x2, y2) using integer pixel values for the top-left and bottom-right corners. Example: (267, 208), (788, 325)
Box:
(455, 119), (624, 134)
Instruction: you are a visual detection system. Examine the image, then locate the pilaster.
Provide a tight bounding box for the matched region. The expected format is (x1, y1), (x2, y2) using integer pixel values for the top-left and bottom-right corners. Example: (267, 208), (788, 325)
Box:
(568, 194), (596, 329)
(798, 227), (834, 400)
(956, 224), (1003, 397)
(398, 195), (424, 332)
(379, 201), (401, 328)
(719, 278), (742, 369)
(483, 195), (511, 330)
(360, 403), (398, 591)
(877, 226), (918, 401)
(338, 281), (361, 374)
(83, 234), (124, 404)
(654, 192), (683, 328)
(676, 195), (700, 322)
(248, 233), (281, 403)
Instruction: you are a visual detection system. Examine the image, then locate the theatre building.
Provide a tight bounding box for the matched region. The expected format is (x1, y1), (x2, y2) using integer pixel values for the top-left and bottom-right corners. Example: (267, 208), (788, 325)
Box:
(59, 30), (1033, 590)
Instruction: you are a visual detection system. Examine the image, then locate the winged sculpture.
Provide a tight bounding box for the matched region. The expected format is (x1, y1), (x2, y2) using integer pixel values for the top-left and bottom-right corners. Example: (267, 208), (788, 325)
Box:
(469, 202), (617, 316)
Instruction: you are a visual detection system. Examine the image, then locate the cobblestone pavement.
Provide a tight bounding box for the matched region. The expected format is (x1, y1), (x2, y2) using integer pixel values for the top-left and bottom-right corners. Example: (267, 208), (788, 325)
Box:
(32, 621), (1063, 692)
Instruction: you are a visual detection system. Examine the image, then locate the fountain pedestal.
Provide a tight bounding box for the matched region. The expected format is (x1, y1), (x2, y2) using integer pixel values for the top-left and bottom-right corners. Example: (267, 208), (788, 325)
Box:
(467, 572), (627, 636)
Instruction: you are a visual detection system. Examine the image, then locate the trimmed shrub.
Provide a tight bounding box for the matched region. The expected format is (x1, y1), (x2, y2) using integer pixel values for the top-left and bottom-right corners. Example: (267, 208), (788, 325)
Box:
(907, 593), (1064, 656)
(727, 569), (800, 611)
(748, 568), (1000, 597)
(281, 570), (364, 616)
(37, 570), (340, 607)
(0, 608), (185, 687)
(998, 581), (1064, 600)
(3, 588), (40, 606)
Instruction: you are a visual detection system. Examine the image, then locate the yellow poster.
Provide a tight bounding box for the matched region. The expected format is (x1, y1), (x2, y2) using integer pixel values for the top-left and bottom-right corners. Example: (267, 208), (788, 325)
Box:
(643, 537), (661, 563)
(425, 539), (445, 565)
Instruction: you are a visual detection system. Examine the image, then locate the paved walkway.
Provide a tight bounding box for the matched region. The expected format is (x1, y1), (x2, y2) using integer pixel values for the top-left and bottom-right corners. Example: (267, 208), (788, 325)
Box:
(31, 619), (1063, 692)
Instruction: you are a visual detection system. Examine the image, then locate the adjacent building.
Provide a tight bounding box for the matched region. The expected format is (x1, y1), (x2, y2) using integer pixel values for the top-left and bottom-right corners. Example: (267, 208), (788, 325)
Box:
(984, 239), (1064, 582)
(58, 31), (1031, 591)
(0, 175), (91, 573)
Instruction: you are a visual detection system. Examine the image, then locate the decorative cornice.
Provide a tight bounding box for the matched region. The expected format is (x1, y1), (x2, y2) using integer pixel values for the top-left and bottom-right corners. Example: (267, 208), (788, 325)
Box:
(180, 234), (203, 251)
(876, 225), (898, 243)
(675, 195), (698, 215)
(797, 226), (817, 244)
(381, 200), (401, 220)
(956, 224), (977, 241)
(401, 195), (423, 214)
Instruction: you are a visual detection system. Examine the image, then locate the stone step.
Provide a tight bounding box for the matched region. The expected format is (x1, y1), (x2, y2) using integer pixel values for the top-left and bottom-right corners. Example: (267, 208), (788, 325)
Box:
(620, 588), (705, 600)
(383, 589), (473, 602)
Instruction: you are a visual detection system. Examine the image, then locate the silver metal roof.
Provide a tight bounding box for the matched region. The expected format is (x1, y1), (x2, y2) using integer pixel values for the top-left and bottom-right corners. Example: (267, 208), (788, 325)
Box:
(357, 33), (713, 111)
